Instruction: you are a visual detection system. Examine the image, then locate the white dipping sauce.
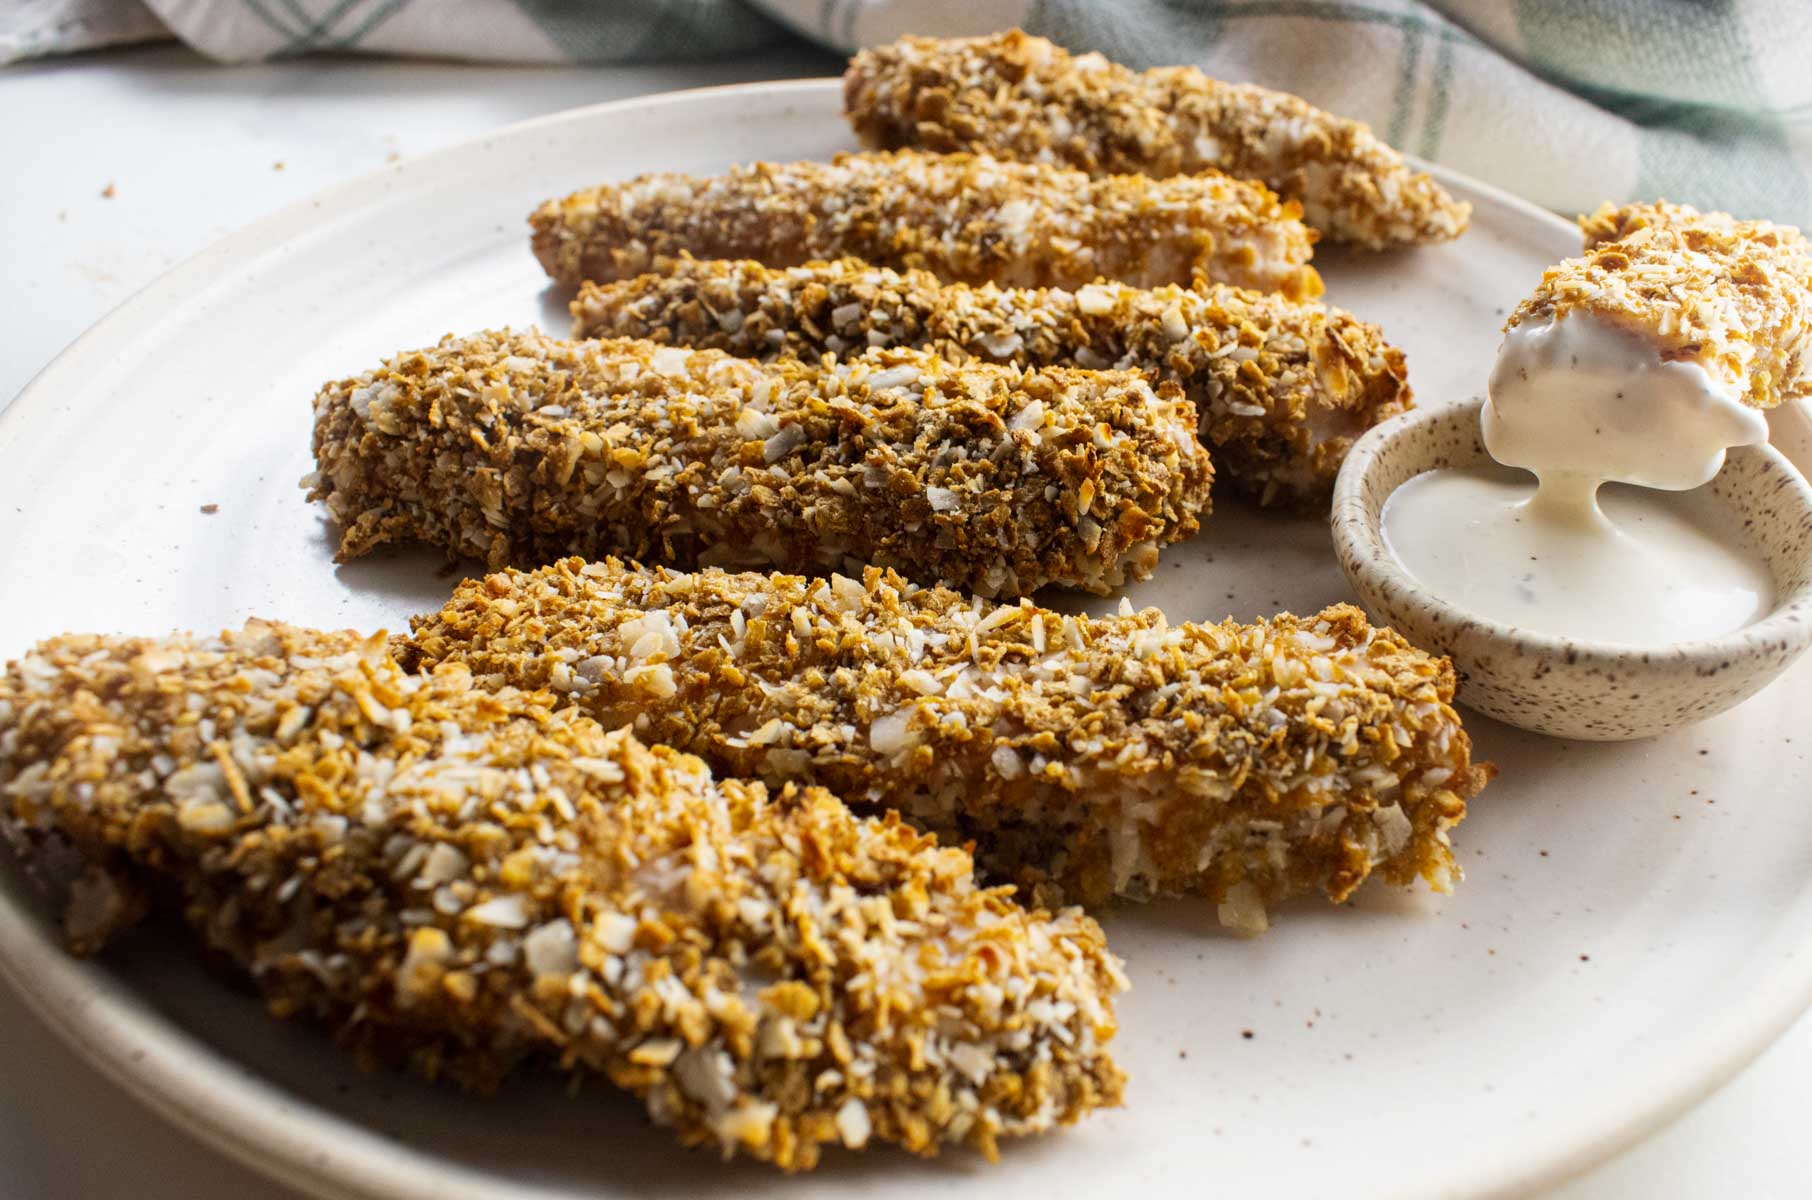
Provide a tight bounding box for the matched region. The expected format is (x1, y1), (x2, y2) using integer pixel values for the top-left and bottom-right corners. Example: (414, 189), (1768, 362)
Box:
(1384, 311), (1776, 646)
(1383, 466), (1773, 645)
(1482, 312), (1768, 491)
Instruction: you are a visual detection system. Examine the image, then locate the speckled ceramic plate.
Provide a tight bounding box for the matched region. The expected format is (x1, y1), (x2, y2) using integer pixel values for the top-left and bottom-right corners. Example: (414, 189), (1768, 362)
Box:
(2, 79), (1811, 1200)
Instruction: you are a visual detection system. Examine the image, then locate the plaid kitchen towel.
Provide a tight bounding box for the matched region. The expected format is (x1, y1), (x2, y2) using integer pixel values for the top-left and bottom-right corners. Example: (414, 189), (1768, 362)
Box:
(7, 0), (1811, 225)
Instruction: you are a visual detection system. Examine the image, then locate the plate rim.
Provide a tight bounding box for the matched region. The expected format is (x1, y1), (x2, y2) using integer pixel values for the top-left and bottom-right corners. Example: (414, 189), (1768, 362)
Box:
(2, 76), (1806, 1200)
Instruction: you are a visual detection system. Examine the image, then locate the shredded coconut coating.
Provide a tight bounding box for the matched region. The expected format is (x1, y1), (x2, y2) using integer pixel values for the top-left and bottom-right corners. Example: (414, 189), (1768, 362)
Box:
(573, 257), (1410, 506)
(1509, 200), (1812, 408)
(402, 559), (1488, 934)
(304, 330), (1211, 598)
(842, 30), (1469, 250)
(0, 622), (1127, 1170)
(1577, 199), (1760, 248)
(529, 149), (1322, 298)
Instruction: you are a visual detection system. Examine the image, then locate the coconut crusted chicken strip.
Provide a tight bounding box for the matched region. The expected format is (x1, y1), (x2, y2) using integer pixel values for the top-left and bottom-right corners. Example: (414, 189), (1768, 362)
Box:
(1511, 200), (1812, 409)
(403, 560), (1489, 935)
(305, 331), (1211, 598)
(843, 30), (1469, 249)
(572, 257), (1411, 506)
(529, 149), (1322, 298)
(0, 622), (1126, 1169)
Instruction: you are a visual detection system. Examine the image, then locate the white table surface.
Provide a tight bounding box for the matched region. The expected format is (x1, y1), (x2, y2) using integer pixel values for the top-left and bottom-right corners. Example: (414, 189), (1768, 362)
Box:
(1, 42), (1806, 1199)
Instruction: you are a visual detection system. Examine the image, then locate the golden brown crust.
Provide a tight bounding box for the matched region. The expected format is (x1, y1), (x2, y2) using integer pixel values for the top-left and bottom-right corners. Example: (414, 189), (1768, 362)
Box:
(1510, 200), (1812, 408)
(843, 30), (1469, 249)
(0, 622), (1126, 1170)
(304, 330), (1212, 597)
(529, 149), (1322, 297)
(572, 257), (1411, 506)
(404, 559), (1488, 933)
(1576, 200), (1743, 248)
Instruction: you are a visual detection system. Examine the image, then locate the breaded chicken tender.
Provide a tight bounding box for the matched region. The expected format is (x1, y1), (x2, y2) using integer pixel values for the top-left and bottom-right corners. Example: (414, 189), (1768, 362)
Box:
(404, 559), (1489, 934)
(1513, 200), (1812, 409)
(843, 30), (1469, 249)
(0, 621), (1126, 1170)
(573, 257), (1411, 505)
(305, 331), (1212, 597)
(530, 149), (1322, 297)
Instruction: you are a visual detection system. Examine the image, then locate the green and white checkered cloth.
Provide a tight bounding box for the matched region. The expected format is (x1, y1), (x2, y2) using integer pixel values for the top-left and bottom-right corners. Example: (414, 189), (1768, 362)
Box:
(8, 0), (1811, 225)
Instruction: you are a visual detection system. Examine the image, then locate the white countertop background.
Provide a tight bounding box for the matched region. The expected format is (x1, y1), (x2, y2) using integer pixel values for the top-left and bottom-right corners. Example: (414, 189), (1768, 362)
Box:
(1, 44), (1806, 1198)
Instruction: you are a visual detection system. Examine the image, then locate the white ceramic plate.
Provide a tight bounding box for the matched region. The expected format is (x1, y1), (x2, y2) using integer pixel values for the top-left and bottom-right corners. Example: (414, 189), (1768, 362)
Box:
(3, 80), (1810, 1200)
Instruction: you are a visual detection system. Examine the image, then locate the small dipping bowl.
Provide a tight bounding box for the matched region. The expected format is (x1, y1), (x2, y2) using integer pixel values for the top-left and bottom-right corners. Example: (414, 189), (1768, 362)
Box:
(1332, 396), (1812, 740)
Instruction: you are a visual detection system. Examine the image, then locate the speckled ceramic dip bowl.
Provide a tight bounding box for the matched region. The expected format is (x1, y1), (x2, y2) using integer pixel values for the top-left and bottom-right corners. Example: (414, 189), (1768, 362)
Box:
(1332, 397), (1812, 740)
